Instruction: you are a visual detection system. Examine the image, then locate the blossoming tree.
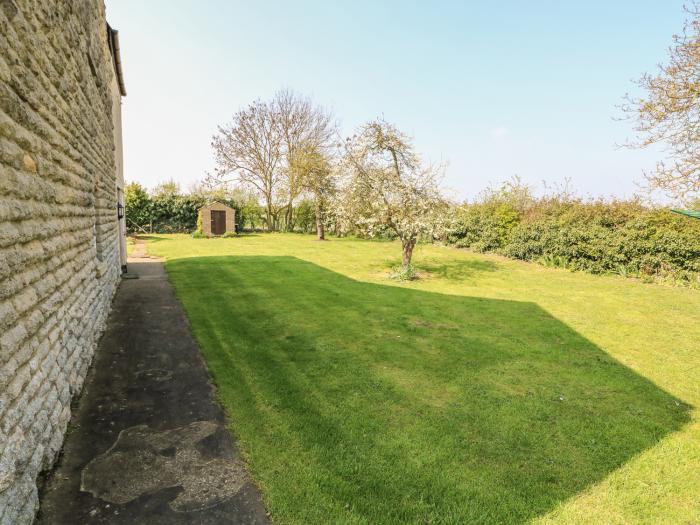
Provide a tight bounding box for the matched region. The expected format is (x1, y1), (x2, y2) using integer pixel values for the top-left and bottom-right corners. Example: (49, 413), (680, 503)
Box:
(341, 119), (446, 269)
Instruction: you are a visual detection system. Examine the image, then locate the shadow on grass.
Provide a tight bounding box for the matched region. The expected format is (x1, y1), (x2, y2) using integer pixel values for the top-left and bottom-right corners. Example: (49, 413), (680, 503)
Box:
(165, 255), (690, 524)
(135, 235), (172, 243)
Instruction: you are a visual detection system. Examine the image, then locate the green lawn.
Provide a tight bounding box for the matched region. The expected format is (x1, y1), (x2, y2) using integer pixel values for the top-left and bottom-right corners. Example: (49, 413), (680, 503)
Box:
(126, 235), (136, 256)
(145, 233), (699, 524)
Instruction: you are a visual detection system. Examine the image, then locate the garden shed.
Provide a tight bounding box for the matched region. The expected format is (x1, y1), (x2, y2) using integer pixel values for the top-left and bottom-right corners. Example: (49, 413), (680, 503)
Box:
(199, 202), (236, 236)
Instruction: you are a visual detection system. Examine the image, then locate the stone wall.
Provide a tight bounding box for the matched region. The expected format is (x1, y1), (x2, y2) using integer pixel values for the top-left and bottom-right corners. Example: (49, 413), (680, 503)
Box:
(0, 1), (123, 523)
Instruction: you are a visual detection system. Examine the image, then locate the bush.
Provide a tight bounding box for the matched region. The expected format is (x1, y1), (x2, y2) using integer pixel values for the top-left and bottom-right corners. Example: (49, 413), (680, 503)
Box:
(450, 202), (520, 252)
(390, 264), (418, 281)
(124, 184), (248, 234)
(293, 199), (316, 233)
(124, 182), (151, 231)
(222, 231), (237, 238)
(149, 195), (206, 233)
(448, 181), (700, 286)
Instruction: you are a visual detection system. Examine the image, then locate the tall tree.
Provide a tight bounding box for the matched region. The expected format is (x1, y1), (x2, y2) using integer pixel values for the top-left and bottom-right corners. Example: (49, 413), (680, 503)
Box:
(151, 179), (180, 199)
(212, 99), (284, 230)
(623, 4), (700, 200)
(273, 89), (336, 230)
(341, 119), (446, 268)
(290, 146), (336, 240)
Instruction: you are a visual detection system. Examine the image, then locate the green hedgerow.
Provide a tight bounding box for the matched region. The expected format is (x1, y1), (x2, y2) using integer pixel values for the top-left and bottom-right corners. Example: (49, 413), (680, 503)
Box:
(448, 183), (700, 287)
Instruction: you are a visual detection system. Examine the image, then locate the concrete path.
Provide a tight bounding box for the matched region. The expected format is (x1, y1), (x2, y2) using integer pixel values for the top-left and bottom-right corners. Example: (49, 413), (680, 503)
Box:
(37, 247), (270, 524)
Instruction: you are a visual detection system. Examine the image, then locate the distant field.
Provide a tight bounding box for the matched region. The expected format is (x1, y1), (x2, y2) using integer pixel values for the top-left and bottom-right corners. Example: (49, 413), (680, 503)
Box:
(145, 233), (700, 524)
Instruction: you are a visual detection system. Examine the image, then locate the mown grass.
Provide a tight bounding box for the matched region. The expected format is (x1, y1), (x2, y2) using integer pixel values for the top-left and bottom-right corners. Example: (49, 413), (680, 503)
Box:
(126, 235), (135, 256)
(145, 234), (699, 524)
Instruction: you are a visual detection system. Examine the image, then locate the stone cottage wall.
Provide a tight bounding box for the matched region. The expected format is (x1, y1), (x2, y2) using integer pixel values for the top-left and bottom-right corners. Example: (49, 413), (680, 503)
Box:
(0, 1), (121, 523)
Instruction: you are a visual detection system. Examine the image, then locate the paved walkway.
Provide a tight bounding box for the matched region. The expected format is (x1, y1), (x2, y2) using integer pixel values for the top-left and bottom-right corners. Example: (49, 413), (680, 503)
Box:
(38, 247), (270, 524)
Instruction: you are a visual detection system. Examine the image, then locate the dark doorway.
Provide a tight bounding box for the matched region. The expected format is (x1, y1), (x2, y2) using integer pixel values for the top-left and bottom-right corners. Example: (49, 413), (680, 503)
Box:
(211, 210), (226, 235)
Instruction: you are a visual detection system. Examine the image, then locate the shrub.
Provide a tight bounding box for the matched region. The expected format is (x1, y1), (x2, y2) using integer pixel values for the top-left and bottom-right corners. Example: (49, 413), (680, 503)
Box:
(124, 182), (151, 231)
(390, 264), (418, 281)
(222, 231), (237, 238)
(448, 183), (700, 287)
(294, 199), (316, 233)
(123, 183), (249, 234)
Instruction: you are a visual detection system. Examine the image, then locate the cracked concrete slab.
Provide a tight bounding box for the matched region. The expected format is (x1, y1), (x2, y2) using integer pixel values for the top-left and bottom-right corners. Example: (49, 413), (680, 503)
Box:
(37, 254), (270, 524)
(81, 421), (248, 512)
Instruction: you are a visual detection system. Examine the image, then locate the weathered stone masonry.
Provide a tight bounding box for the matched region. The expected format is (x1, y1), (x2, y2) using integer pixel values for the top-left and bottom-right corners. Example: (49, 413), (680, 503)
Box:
(0, 2), (125, 523)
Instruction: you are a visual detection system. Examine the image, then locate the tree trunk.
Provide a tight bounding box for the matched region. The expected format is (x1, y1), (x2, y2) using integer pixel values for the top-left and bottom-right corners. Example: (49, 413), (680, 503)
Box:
(263, 191), (273, 232)
(315, 198), (325, 240)
(316, 220), (324, 240)
(285, 201), (294, 232)
(402, 238), (416, 267)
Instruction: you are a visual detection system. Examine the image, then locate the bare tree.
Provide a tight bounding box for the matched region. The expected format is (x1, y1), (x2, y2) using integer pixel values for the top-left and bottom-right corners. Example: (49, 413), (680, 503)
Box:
(622, 4), (700, 200)
(273, 89), (336, 230)
(341, 119), (446, 268)
(211, 99), (284, 230)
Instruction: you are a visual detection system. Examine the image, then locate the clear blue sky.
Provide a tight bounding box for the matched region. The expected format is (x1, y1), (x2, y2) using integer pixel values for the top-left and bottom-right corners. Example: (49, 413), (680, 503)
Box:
(105, 0), (686, 201)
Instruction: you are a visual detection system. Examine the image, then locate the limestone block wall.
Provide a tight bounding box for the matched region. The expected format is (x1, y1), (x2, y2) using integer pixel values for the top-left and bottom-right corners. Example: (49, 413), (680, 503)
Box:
(0, 1), (122, 523)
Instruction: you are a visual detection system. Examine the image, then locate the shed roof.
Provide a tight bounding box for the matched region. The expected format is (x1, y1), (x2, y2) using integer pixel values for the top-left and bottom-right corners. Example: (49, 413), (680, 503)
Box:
(200, 201), (234, 210)
(671, 209), (700, 220)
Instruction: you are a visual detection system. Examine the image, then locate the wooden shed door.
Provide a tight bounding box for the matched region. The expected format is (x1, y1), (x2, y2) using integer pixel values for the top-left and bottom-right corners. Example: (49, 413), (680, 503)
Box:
(211, 210), (226, 235)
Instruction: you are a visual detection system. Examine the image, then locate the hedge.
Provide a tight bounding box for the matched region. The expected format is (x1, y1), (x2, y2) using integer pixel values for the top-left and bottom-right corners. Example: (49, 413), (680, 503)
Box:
(448, 197), (700, 287)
